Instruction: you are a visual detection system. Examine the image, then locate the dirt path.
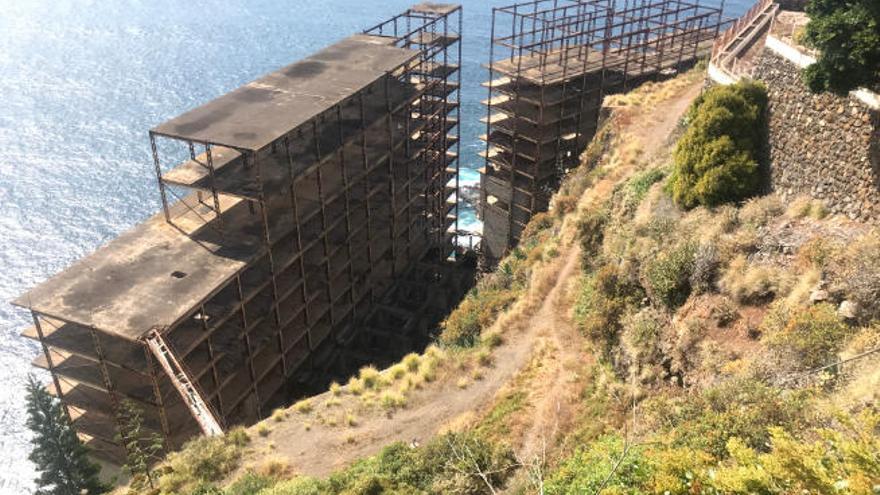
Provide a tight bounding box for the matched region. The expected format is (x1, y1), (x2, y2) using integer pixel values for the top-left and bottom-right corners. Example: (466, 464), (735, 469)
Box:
(243, 77), (704, 480)
(507, 78), (704, 466)
(514, 249), (584, 462)
(638, 82), (702, 155)
(253, 250), (578, 477)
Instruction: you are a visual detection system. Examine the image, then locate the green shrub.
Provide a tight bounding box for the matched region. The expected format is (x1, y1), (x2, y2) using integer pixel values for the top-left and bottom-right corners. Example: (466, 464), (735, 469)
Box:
(441, 252), (534, 347)
(764, 302), (854, 369)
(710, 411), (880, 493)
(440, 287), (518, 347)
(642, 242), (696, 309)
(321, 431), (515, 494)
(158, 427), (251, 494)
(226, 472), (276, 495)
(545, 435), (650, 494)
(256, 477), (325, 495)
(576, 207), (608, 266)
(644, 446), (713, 495)
(617, 167), (667, 216)
(575, 265), (645, 355)
(626, 168), (667, 202)
(621, 307), (667, 366)
(668, 82), (767, 209)
(647, 379), (811, 458)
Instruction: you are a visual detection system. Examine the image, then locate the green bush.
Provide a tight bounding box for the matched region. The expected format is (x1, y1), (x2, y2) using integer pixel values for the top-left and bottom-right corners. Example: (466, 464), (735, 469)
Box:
(575, 265), (645, 356)
(764, 302), (854, 369)
(647, 379), (811, 458)
(545, 435), (650, 494)
(226, 472), (276, 495)
(322, 431), (515, 494)
(158, 427), (251, 494)
(802, 0), (880, 95)
(621, 307), (667, 366)
(711, 411), (880, 493)
(440, 287), (518, 347)
(614, 167), (667, 217)
(642, 242), (696, 309)
(256, 477), (325, 495)
(576, 207), (608, 267)
(668, 82), (768, 209)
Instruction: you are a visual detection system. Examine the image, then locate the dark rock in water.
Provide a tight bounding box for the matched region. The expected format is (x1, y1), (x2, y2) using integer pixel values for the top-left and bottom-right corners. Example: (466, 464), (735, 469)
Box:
(460, 184), (482, 219)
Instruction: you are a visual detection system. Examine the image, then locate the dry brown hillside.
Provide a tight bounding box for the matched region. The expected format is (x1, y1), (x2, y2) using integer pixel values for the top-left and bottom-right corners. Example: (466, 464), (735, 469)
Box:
(119, 68), (880, 495)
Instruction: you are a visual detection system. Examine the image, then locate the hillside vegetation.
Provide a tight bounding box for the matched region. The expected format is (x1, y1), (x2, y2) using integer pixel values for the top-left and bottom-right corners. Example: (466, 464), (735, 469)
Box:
(118, 70), (880, 494)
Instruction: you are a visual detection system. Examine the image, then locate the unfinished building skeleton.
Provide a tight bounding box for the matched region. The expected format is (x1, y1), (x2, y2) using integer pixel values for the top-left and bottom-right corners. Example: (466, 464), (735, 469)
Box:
(480, 0), (723, 264)
(14, 3), (466, 461)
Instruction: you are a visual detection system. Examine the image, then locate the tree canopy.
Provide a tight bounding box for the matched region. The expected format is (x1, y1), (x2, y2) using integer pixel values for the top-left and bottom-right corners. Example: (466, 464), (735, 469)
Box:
(802, 0), (880, 95)
(25, 375), (107, 495)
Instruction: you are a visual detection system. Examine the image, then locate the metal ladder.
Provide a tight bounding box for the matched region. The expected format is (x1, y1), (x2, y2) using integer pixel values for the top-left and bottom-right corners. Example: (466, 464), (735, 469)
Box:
(145, 329), (224, 437)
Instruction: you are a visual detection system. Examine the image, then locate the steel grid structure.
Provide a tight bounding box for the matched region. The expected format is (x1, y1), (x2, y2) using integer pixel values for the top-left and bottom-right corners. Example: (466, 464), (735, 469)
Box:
(14, 3), (466, 462)
(480, 0), (722, 265)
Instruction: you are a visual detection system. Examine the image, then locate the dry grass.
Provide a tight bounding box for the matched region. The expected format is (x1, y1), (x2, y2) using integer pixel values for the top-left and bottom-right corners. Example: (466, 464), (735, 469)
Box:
(256, 456), (291, 478)
(293, 399), (313, 414)
(345, 411), (358, 427)
(784, 267), (821, 307)
(359, 366), (382, 390)
(739, 195), (785, 228)
(403, 353), (421, 372)
(347, 376), (365, 396)
(477, 348), (493, 367)
(379, 391), (408, 410)
(831, 325), (880, 409)
(271, 408), (288, 422)
(329, 381), (342, 396)
(257, 423), (271, 437)
(786, 195), (828, 220)
(719, 255), (789, 304)
(604, 68), (704, 111)
(389, 363), (407, 380)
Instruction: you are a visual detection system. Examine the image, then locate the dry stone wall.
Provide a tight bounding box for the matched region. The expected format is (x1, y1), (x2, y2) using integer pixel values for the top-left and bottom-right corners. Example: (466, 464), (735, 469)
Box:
(752, 50), (880, 223)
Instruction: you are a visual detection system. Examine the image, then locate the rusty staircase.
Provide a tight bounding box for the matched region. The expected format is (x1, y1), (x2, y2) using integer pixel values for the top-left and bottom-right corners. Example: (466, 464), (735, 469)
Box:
(145, 329), (224, 437)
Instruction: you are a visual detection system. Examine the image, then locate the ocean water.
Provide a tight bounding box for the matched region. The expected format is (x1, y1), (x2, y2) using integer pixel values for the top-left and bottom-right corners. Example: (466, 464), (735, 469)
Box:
(0, 0), (749, 491)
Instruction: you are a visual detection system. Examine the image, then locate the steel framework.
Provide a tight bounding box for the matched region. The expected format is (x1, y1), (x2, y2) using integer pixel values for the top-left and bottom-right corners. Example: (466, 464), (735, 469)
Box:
(15, 3), (467, 462)
(480, 0), (722, 264)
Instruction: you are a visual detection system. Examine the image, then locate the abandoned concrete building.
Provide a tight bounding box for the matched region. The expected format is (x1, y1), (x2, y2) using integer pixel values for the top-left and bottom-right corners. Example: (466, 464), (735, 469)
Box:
(14, 3), (468, 461)
(479, 0), (723, 264)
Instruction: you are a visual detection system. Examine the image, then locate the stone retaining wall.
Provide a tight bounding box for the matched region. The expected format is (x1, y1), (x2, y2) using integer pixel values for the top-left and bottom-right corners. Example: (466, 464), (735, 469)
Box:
(752, 50), (880, 223)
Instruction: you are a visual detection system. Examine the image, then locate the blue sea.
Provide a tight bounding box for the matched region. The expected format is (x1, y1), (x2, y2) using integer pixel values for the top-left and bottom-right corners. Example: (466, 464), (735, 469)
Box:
(0, 0), (750, 490)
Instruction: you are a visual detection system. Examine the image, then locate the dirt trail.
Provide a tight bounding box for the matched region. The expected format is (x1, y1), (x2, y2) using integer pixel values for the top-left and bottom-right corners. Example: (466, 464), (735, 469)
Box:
(506, 80), (704, 467)
(639, 82), (702, 154)
(514, 249), (584, 463)
(257, 249), (578, 477)
(246, 78), (704, 479)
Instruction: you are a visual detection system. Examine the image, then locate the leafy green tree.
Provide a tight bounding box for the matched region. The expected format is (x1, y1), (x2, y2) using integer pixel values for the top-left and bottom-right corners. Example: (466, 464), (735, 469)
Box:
(25, 374), (107, 495)
(669, 82), (768, 208)
(802, 0), (880, 95)
(115, 399), (164, 490)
